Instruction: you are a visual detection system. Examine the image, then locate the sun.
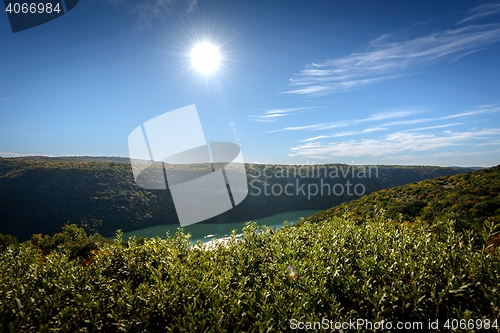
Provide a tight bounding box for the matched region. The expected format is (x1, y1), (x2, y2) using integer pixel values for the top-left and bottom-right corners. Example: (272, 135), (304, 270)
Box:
(191, 43), (220, 73)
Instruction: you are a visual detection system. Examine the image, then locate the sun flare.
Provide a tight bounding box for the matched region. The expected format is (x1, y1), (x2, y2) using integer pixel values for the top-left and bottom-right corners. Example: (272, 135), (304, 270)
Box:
(191, 43), (220, 73)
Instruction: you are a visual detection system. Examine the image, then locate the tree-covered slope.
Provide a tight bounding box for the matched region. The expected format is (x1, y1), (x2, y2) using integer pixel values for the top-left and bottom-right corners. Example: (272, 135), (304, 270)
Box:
(0, 158), (176, 240)
(0, 156), (475, 241)
(303, 165), (500, 233)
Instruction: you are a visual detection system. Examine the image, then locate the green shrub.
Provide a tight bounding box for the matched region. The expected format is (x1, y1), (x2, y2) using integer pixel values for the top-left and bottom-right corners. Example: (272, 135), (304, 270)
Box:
(0, 215), (498, 332)
(28, 224), (110, 262)
(0, 233), (18, 252)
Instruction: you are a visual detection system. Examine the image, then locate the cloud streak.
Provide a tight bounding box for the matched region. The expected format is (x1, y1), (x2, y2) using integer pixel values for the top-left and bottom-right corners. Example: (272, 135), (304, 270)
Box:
(457, 3), (500, 25)
(285, 4), (500, 96)
(107, 0), (198, 29)
(273, 104), (499, 134)
(269, 109), (420, 132)
(285, 103), (500, 160)
(248, 107), (316, 123)
(290, 128), (500, 159)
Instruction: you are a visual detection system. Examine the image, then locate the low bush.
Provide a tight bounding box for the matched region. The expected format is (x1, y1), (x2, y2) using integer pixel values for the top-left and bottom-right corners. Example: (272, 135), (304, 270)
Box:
(0, 213), (498, 332)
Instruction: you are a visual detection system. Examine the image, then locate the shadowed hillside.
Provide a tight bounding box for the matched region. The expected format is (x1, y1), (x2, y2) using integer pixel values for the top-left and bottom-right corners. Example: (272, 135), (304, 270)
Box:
(0, 156), (476, 241)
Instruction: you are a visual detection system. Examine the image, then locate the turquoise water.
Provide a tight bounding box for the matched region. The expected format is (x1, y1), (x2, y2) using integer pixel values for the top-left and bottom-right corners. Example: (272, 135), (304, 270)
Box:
(120, 210), (321, 243)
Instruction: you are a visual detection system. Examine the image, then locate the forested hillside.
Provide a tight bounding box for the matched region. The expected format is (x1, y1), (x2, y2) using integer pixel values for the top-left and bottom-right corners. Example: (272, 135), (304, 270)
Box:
(303, 165), (500, 225)
(302, 165), (500, 250)
(0, 156), (475, 241)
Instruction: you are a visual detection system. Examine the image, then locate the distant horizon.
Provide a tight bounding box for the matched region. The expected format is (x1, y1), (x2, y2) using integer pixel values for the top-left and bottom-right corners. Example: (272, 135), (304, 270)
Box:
(0, 153), (492, 168)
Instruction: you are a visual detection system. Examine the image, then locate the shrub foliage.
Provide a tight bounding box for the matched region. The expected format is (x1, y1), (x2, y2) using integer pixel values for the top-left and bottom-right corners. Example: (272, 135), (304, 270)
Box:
(0, 212), (498, 332)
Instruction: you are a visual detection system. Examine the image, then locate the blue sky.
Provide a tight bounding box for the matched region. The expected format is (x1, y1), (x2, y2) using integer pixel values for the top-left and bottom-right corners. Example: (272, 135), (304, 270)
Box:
(1, 0), (499, 166)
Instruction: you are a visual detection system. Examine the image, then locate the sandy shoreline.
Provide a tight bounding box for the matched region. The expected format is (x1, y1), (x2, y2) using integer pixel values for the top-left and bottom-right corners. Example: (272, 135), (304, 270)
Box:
(197, 234), (243, 250)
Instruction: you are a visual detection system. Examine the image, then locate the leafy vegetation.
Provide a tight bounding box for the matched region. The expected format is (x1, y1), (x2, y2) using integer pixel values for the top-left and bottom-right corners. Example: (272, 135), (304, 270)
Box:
(0, 156), (474, 241)
(29, 224), (112, 260)
(0, 233), (18, 252)
(302, 165), (500, 252)
(0, 212), (498, 332)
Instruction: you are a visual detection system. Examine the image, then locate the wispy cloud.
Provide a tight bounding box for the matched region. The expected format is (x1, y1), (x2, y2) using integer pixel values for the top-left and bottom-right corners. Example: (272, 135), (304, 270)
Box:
(450, 47), (490, 63)
(107, 0), (198, 29)
(279, 104), (498, 135)
(289, 128), (500, 159)
(300, 135), (331, 142)
(361, 127), (388, 133)
(297, 123), (465, 143)
(363, 110), (417, 121)
(300, 131), (359, 142)
(290, 104), (499, 149)
(285, 75), (403, 96)
(384, 154), (420, 161)
(406, 123), (464, 132)
(285, 4), (500, 96)
(433, 149), (500, 157)
(377, 104), (500, 127)
(186, 0), (197, 13)
(478, 139), (500, 146)
(441, 104), (500, 119)
(269, 120), (352, 133)
(270, 109), (420, 133)
(457, 3), (500, 25)
(380, 118), (433, 126)
(300, 126), (390, 142)
(249, 107), (316, 123)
